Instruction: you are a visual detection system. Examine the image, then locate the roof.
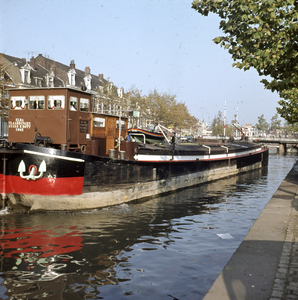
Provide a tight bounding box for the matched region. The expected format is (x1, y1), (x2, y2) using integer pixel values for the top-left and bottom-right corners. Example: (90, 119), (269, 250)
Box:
(1, 53), (108, 91)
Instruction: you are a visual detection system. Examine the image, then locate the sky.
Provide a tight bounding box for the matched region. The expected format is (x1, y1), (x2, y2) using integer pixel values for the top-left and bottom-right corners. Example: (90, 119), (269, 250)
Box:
(0, 0), (282, 126)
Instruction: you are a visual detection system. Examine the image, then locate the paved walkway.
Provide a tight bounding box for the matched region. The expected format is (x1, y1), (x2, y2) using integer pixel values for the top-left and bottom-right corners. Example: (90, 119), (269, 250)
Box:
(203, 161), (298, 300)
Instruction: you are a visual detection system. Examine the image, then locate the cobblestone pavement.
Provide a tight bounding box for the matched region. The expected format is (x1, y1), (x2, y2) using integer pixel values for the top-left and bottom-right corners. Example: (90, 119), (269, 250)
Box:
(270, 195), (298, 300)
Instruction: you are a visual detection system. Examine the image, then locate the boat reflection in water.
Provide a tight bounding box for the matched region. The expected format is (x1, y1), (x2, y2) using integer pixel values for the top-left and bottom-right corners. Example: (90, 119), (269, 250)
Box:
(0, 167), (267, 299)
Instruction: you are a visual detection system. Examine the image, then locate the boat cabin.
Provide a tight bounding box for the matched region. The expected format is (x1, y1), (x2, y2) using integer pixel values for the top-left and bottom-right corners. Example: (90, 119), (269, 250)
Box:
(8, 87), (134, 157)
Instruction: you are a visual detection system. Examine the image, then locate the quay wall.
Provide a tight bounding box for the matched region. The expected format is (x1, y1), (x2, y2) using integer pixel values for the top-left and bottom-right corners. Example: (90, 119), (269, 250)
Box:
(202, 161), (298, 300)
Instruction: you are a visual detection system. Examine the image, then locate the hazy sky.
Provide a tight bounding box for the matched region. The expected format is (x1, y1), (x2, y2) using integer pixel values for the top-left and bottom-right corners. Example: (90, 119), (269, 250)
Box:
(0, 0), (282, 126)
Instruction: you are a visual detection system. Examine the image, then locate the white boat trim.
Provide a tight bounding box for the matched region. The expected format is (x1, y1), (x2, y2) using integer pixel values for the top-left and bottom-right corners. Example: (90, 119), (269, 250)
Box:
(24, 150), (85, 162)
(135, 147), (264, 162)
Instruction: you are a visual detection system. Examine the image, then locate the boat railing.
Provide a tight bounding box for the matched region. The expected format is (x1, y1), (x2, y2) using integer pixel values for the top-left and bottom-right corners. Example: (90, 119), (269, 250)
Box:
(220, 145), (229, 156)
(130, 133), (146, 144)
(202, 145), (211, 157)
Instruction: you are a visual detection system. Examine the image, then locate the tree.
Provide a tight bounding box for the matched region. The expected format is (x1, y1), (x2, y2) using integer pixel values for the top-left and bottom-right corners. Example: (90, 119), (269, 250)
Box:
(98, 83), (196, 131)
(276, 89), (298, 124)
(170, 101), (193, 129)
(255, 114), (269, 132)
(211, 111), (224, 136)
(283, 120), (298, 138)
(191, 0), (298, 123)
(0, 56), (13, 135)
(270, 113), (281, 131)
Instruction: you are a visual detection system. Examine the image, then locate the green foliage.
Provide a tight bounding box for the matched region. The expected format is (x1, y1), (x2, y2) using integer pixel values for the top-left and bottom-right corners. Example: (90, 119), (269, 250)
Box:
(192, 0), (298, 124)
(277, 88), (298, 124)
(107, 85), (195, 130)
(146, 89), (192, 128)
(211, 111), (233, 136)
(211, 111), (223, 135)
(0, 57), (12, 123)
(283, 120), (298, 133)
(255, 114), (269, 132)
(270, 113), (281, 130)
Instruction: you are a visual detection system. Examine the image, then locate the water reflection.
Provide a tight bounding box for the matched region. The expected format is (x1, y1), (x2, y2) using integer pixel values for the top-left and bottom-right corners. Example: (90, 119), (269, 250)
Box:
(0, 154), (296, 299)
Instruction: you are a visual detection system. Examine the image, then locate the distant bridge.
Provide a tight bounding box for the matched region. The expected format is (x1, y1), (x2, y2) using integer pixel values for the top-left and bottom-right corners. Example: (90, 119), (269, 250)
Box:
(252, 137), (298, 153)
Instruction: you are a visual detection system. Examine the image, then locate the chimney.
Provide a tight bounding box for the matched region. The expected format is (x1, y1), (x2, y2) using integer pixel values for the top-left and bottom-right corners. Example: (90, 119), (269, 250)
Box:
(70, 59), (75, 69)
(98, 73), (104, 81)
(30, 56), (35, 69)
(85, 66), (90, 75)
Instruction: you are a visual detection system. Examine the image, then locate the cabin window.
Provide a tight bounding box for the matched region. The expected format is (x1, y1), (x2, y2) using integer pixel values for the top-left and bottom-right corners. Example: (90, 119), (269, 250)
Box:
(10, 96), (26, 110)
(80, 98), (89, 112)
(48, 95), (65, 110)
(93, 117), (105, 128)
(116, 119), (125, 130)
(69, 97), (78, 111)
(29, 96), (45, 110)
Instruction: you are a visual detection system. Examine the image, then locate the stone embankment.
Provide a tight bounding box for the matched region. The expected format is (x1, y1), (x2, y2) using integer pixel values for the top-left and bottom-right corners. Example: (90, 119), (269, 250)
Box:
(203, 161), (298, 300)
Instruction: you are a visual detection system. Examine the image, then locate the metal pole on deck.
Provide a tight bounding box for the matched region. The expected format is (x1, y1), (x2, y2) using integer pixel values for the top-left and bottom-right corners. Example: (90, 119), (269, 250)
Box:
(2, 157), (7, 208)
(119, 116), (121, 154)
(224, 101), (226, 136)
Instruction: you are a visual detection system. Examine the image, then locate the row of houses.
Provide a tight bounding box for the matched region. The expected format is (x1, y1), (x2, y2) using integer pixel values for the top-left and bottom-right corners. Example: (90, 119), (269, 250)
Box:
(0, 53), (140, 135)
(1, 53), (130, 112)
(1, 53), (112, 92)
(0, 53), (207, 138)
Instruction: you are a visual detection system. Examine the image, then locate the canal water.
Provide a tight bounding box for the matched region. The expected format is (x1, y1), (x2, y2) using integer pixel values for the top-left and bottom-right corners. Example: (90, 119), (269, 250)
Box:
(0, 153), (297, 300)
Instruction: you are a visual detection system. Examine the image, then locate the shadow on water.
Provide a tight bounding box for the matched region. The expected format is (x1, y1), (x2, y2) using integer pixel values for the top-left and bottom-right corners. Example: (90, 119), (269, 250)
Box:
(0, 154), (296, 300)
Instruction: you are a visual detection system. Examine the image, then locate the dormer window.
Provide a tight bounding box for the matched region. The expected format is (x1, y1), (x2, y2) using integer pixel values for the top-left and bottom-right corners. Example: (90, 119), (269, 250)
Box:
(34, 77), (43, 87)
(49, 77), (54, 87)
(67, 69), (76, 86)
(84, 74), (92, 90)
(24, 71), (29, 83)
(117, 87), (124, 98)
(84, 67), (91, 90)
(20, 62), (32, 84)
(45, 68), (55, 87)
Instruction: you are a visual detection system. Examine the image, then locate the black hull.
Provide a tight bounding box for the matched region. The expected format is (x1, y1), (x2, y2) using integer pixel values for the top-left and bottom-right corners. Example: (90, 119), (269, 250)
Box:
(83, 151), (268, 189)
(0, 141), (269, 211)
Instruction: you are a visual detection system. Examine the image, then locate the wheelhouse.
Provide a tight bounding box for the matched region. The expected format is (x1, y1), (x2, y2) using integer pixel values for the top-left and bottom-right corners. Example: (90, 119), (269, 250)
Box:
(8, 87), (130, 157)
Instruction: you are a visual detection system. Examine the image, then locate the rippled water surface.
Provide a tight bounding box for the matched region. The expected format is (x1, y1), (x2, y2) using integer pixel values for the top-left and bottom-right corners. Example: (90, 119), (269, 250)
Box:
(0, 153), (297, 300)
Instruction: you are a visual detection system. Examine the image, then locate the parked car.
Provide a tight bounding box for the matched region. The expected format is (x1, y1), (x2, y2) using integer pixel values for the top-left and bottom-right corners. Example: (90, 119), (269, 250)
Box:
(180, 134), (192, 142)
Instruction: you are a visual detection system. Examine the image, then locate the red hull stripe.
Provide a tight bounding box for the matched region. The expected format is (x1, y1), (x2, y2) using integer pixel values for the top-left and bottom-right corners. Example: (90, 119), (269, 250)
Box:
(0, 175), (84, 196)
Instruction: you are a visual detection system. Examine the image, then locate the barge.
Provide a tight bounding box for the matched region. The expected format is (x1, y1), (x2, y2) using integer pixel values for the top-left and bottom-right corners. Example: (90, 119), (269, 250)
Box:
(1, 87), (268, 211)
